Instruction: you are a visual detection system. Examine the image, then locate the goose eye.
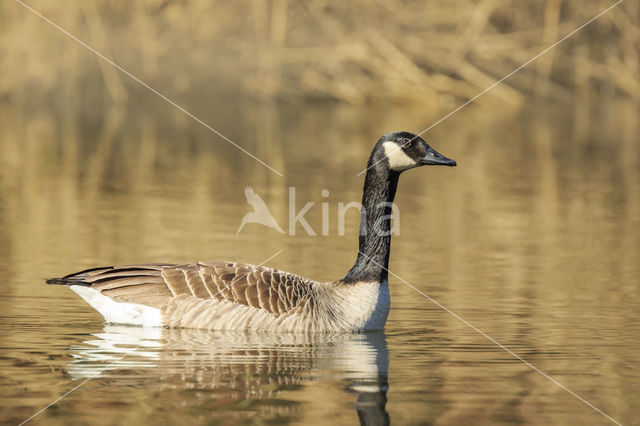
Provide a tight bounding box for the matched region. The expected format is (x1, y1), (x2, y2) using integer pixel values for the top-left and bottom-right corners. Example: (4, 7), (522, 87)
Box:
(400, 138), (411, 148)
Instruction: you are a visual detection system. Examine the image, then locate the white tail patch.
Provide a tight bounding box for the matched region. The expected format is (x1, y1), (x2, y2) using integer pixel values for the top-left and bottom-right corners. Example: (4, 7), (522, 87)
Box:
(70, 286), (162, 327)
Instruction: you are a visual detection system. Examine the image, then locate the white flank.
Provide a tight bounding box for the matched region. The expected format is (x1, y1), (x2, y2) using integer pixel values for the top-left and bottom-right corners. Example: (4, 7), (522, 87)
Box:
(160, 281), (390, 333)
(382, 141), (416, 171)
(70, 286), (162, 327)
(69, 280), (390, 332)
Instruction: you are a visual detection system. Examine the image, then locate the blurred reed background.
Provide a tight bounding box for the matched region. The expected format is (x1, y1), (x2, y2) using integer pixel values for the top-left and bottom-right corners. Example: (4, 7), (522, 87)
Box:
(1, 0), (639, 107)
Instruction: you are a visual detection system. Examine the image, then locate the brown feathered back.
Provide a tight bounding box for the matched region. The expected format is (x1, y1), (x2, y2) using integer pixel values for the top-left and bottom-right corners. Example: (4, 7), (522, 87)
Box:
(48, 262), (315, 316)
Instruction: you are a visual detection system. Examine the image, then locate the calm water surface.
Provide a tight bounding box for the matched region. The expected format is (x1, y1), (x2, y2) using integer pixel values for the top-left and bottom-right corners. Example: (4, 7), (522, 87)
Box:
(0, 96), (639, 425)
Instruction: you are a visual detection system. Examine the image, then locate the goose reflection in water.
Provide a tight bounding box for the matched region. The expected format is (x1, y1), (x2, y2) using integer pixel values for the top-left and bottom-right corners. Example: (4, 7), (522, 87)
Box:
(68, 326), (390, 425)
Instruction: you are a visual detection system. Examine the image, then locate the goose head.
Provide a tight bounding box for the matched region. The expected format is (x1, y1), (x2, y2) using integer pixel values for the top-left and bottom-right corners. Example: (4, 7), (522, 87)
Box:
(371, 131), (456, 174)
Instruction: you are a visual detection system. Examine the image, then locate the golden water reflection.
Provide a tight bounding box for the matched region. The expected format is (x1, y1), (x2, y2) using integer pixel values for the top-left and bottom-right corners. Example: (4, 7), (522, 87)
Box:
(66, 326), (389, 425)
(0, 96), (639, 424)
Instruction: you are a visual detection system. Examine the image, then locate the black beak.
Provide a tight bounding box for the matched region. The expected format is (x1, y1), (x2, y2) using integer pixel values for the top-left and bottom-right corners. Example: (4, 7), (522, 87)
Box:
(419, 145), (457, 167)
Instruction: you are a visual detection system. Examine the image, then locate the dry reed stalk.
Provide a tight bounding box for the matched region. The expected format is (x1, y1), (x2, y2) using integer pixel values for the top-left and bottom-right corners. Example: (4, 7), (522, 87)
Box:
(1, 0), (638, 106)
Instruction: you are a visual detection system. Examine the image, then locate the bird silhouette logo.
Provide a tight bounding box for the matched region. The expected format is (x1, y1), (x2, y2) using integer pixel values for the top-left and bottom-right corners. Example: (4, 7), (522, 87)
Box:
(236, 186), (285, 235)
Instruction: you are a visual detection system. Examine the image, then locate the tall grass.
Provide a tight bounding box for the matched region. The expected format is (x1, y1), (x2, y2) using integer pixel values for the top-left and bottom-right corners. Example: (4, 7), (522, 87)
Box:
(1, 0), (638, 106)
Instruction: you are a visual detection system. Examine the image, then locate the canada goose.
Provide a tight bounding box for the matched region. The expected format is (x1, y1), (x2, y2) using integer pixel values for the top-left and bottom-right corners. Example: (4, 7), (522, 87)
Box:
(47, 131), (456, 332)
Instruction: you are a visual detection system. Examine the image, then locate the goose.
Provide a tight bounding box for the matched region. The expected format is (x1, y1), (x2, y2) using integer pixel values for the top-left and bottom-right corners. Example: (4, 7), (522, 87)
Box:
(46, 131), (456, 332)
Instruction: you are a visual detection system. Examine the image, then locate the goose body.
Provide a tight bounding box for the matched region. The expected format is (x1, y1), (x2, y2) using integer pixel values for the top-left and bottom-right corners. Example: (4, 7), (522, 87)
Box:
(47, 132), (456, 332)
(59, 263), (389, 332)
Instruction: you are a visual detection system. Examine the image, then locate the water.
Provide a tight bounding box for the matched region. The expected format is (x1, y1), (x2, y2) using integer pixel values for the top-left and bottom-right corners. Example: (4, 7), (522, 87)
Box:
(0, 95), (639, 425)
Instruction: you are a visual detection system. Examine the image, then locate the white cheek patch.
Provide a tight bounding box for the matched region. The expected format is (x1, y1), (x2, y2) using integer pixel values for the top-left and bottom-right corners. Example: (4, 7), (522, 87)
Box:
(382, 142), (416, 171)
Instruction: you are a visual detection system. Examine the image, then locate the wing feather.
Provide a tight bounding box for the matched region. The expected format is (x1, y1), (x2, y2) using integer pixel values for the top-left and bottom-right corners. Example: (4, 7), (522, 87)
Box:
(49, 261), (315, 319)
(91, 276), (165, 290)
(161, 268), (191, 296)
(198, 267), (217, 298)
(182, 268), (209, 299)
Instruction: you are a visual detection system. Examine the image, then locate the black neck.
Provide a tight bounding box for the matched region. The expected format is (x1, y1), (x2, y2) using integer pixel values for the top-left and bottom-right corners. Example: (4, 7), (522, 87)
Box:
(343, 165), (399, 283)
